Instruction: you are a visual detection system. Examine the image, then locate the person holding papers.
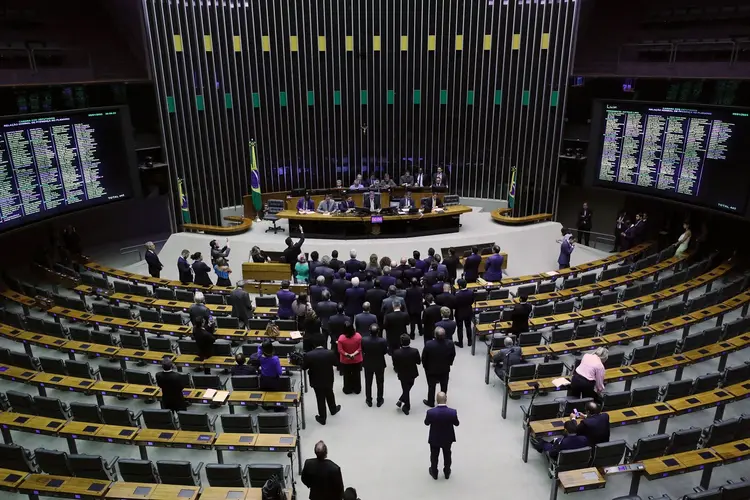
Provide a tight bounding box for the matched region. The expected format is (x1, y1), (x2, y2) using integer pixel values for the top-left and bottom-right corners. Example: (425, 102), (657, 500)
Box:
(339, 195), (356, 212)
(297, 192), (315, 212)
(399, 191), (415, 210)
(317, 193), (339, 213)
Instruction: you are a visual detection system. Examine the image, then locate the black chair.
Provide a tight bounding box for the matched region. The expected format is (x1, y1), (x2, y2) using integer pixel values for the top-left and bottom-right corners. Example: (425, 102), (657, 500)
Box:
(138, 309), (162, 323)
(560, 398), (592, 417)
(579, 272), (598, 286)
(701, 326), (723, 347)
(518, 332), (543, 348)
(154, 288), (176, 300)
(599, 290), (619, 306)
(113, 281), (131, 294)
(725, 317), (750, 339)
(193, 374), (226, 390)
(257, 413), (291, 434)
(206, 463), (248, 487)
(178, 339), (198, 355)
(162, 311), (186, 326)
(599, 268), (618, 281)
(125, 369), (156, 387)
(213, 341), (233, 357)
(143, 409), (179, 430)
(536, 362), (564, 379)
(580, 295), (600, 310)
(661, 379), (693, 402)
(231, 375), (260, 391)
(99, 365), (127, 383)
(247, 464), (287, 488)
(255, 296), (277, 308)
(7, 390), (36, 414)
(478, 311), (501, 324)
(177, 411), (217, 432)
(665, 427), (702, 454)
(69, 454), (119, 480)
(0, 443), (38, 473)
(562, 277), (581, 290)
(205, 294), (224, 305)
(91, 330), (118, 347)
(499, 363), (536, 383)
(156, 461), (203, 486)
(264, 199), (286, 233)
(92, 303), (113, 316)
(603, 317), (625, 334)
(532, 303), (553, 318)
(537, 282), (556, 294)
(516, 284), (537, 298)
(591, 440), (626, 467)
(24, 315), (45, 333)
(42, 320), (66, 338)
(39, 356), (67, 375)
(220, 414), (255, 434)
(119, 332), (146, 350)
(175, 290), (195, 303)
(35, 448), (73, 476)
(521, 401), (560, 422)
(575, 322), (599, 340)
(488, 288), (509, 300)
(628, 434), (669, 462)
(692, 373), (721, 393)
(667, 302), (685, 319)
(648, 305), (670, 324)
(702, 418), (740, 447)
(547, 327), (574, 344)
(216, 316), (241, 329)
(131, 284), (151, 297)
(630, 385), (660, 406)
(554, 300), (575, 314)
(70, 402), (104, 424)
(101, 406), (141, 427)
(601, 390), (631, 411)
(621, 285), (642, 301)
(722, 480), (750, 500)
(723, 364), (750, 387)
(604, 351), (626, 369)
(616, 266), (632, 277)
(247, 318), (271, 329)
(548, 447), (592, 477)
(147, 337), (174, 353)
(629, 344), (657, 365)
(118, 459), (160, 483)
(9, 351), (39, 370)
(33, 396), (70, 420)
(111, 305), (132, 320)
(624, 313), (646, 329)
(654, 339), (679, 358)
(68, 326), (91, 342)
(681, 332), (705, 353)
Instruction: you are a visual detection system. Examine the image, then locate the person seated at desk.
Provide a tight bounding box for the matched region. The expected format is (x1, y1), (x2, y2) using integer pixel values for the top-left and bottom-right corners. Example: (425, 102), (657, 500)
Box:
(492, 336), (523, 380)
(574, 402), (610, 445)
(231, 353), (255, 376)
(335, 179), (344, 188)
(399, 191), (415, 210)
(432, 166), (448, 188)
(381, 173), (397, 188)
(368, 174), (380, 189)
(365, 191), (381, 211)
(317, 193), (339, 214)
(340, 196), (357, 212)
(531, 419), (589, 459)
(422, 192), (443, 211)
(350, 175), (366, 190)
(297, 192), (315, 212)
(258, 339), (284, 390)
(400, 170), (414, 186)
(483, 245), (504, 282)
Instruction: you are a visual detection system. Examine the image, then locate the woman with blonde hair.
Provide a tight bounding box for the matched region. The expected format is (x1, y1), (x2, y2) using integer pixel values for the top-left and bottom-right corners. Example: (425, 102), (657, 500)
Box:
(295, 253), (310, 283)
(567, 347), (608, 403)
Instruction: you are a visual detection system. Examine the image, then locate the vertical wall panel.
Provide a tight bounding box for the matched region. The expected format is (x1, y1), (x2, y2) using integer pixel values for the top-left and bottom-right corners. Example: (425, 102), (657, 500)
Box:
(143, 0), (579, 223)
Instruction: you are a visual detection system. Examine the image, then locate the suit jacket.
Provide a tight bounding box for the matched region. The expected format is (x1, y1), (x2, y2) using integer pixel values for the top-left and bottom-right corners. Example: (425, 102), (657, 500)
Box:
(435, 292), (455, 313)
(276, 289), (297, 319)
(365, 288), (387, 316)
(309, 285), (328, 306)
(399, 197), (416, 209)
(318, 266), (335, 286)
(577, 413), (610, 445)
(414, 259), (428, 273)
(384, 310), (410, 339)
(317, 198), (338, 213)
(282, 237), (305, 273)
(338, 200), (356, 212)
(188, 303), (211, 326)
(422, 338), (456, 376)
(578, 209), (593, 229)
(432, 172), (448, 187)
(443, 256), (459, 282)
(330, 278), (352, 304)
(435, 319), (457, 340)
(328, 258), (344, 271)
(510, 303), (532, 334)
(302, 347), (338, 389)
(548, 435), (589, 459)
(301, 457), (344, 500)
(392, 346), (421, 380)
(400, 174), (414, 185)
(354, 312), (378, 334)
(297, 198), (315, 211)
(145, 250), (163, 275)
(344, 286), (366, 316)
(314, 300), (338, 330)
(192, 261), (213, 286)
(558, 239), (574, 267)
(361, 335), (388, 370)
(414, 172), (426, 187)
(454, 289), (475, 320)
(177, 257), (192, 283)
(422, 197), (443, 211)
(423, 270), (439, 287)
(405, 287), (424, 316)
(228, 288), (253, 323)
(345, 259), (364, 274)
(364, 196), (381, 211)
(328, 313), (351, 339)
(404, 267), (423, 282)
(381, 295), (406, 315)
(484, 254), (504, 281)
(425, 405), (459, 446)
(156, 370), (187, 411)
(463, 253), (482, 282)
(379, 275), (397, 290)
(422, 304), (443, 338)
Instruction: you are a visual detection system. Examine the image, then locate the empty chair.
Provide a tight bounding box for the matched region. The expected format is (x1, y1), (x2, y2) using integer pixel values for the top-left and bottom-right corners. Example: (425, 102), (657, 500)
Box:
(147, 337), (174, 353)
(499, 363), (536, 383)
(661, 379), (694, 402)
(220, 414), (254, 434)
(231, 375), (260, 391)
(603, 351), (626, 369)
(666, 302), (685, 319)
(665, 427), (702, 454)
(154, 288), (176, 300)
(654, 339), (678, 358)
(562, 277), (581, 290)
(205, 294), (224, 305)
(630, 385), (659, 406)
(681, 332), (705, 353)
(536, 282), (556, 294)
(156, 461), (203, 486)
(532, 303), (553, 318)
(7, 390), (36, 414)
(518, 332), (543, 348)
(99, 365), (126, 383)
(175, 290), (195, 303)
(701, 326), (723, 347)
(616, 265), (632, 277)
(118, 459), (160, 484)
(24, 315), (45, 332)
(723, 364), (750, 387)
(177, 411), (216, 432)
(126, 369), (156, 387)
(628, 434), (669, 462)
(247, 464), (286, 488)
(69, 454), (118, 480)
(473, 289), (488, 303)
(687, 295), (708, 313)
(246, 318), (270, 330)
(65, 359), (98, 379)
(501, 309), (514, 322)
(162, 311), (185, 325)
(554, 300), (576, 314)
(111, 305), (132, 320)
(599, 268), (618, 281)
(536, 362), (564, 379)
(560, 398), (592, 417)
(193, 374), (225, 390)
(275, 319), (297, 331)
(257, 413), (291, 434)
(548, 327), (574, 344)
(591, 440), (626, 467)
(9, 351), (39, 370)
(68, 326), (91, 342)
(91, 330), (117, 346)
(92, 303), (113, 316)
(628, 344), (657, 365)
(213, 341), (232, 357)
(35, 448), (73, 476)
(516, 284), (536, 298)
(725, 316), (750, 339)
(142, 409), (179, 430)
(178, 339), (198, 355)
(599, 291), (619, 306)
(0, 443), (38, 473)
(603, 317), (625, 334)
(255, 296), (277, 308)
(575, 322), (599, 340)
(119, 332), (146, 350)
(42, 320), (66, 338)
(621, 285), (642, 301)
(33, 396), (70, 420)
(693, 373), (721, 393)
(521, 401), (560, 422)
(702, 418), (740, 447)
(113, 281), (131, 294)
(216, 316), (240, 329)
(206, 463), (248, 487)
(138, 309), (161, 323)
(580, 295), (600, 310)
(488, 288), (509, 300)
(100, 406), (141, 427)
(648, 305), (670, 325)
(624, 313), (646, 329)
(579, 272), (598, 286)
(672, 270), (687, 284)
(601, 390), (631, 411)
(722, 480), (750, 500)
(39, 356), (67, 375)
(69, 402), (103, 424)
(703, 290), (721, 306)
(130, 284), (151, 297)
(478, 311), (502, 324)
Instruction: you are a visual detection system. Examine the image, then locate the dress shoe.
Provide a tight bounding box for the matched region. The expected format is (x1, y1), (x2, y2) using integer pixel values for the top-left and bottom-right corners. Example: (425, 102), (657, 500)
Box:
(429, 468), (438, 480)
(330, 405), (341, 416)
(396, 400), (402, 408)
(402, 407), (410, 415)
(377, 399), (384, 407)
(423, 399), (435, 408)
(315, 415), (326, 425)
(366, 400), (373, 407)
(454, 341), (463, 348)
(444, 470), (451, 479)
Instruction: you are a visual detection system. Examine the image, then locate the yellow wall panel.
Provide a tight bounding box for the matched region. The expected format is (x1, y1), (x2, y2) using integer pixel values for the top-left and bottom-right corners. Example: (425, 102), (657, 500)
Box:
(203, 35), (212, 52)
(455, 35), (463, 50)
(232, 36), (241, 52)
(346, 35), (354, 51)
(512, 33), (521, 50)
(318, 36), (326, 51)
(261, 35), (271, 52)
(541, 33), (550, 49)
(427, 35), (436, 51)
(401, 35), (408, 51)
(373, 35), (381, 51)
(290, 36), (298, 52)
(173, 35), (183, 52)
(483, 34), (492, 50)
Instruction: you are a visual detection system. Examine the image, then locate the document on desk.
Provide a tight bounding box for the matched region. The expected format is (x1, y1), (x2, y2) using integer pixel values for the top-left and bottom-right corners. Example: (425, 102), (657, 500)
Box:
(582, 472), (599, 481)
(289, 331), (303, 340)
(544, 271), (559, 277)
(203, 389), (217, 399)
(212, 390), (229, 403)
(433, 208), (444, 213)
(552, 377), (571, 388)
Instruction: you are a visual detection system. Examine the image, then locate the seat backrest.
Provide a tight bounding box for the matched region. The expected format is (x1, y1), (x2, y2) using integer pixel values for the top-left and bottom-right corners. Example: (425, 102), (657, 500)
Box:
(257, 413), (290, 434)
(193, 374), (222, 389)
(701, 326), (723, 347)
(175, 290), (195, 303)
(118, 459), (159, 484)
(206, 464), (247, 488)
(35, 448), (72, 476)
(580, 295), (600, 310)
(725, 316), (750, 339)
(575, 322), (598, 340)
(537, 282), (557, 294)
(69, 454), (116, 480)
(147, 337), (174, 353)
(703, 418), (740, 447)
(125, 369), (155, 386)
(629, 344), (657, 364)
(213, 341), (232, 357)
(119, 332), (145, 349)
(255, 296), (277, 308)
(603, 317), (625, 334)
(550, 327), (574, 343)
(100, 405), (138, 427)
(154, 288), (176, 300)
(527, 401), (560, 422)
(177, 411), (213, 432)
(590, 440), (626, 468)
(231, 375), (260, 391)
(666, 427), (702, 454)
(143, 409), (178, 430)
(518, 332), (542, 347)
(555, 447), (592, 472)
(139, 309), (162, 323)
(478, 311), (501, 324)
(662, 379), (693, 402)
(7, 390), (35, 414)
(621, 285), (642, 300)
(599, 268), (618, 281)
(220, 414), (255, 434)
(554, 300), (575, 314)
(92, 302), (113, 316)
(601, 390), (631, 411)
(131, 284), (151, 297)
(507, 363), (536, 382)
(178, 339), (198, 355)
(563, 277), (581, 290)
(649, 305), (669, 324)
(681, 332), (705, 353)
(630, 385), (659, 406)
(111, 305), (132, 319)
(162, 311), (185, 325)
(532, 303), (553, 317)
(247, 464), (285, 488)
(156, 461), (200, 486)
(654, 339), (678, 358)
(516, 284), (536, 298)
(560, 398), (593, 416)
(39, 356), (67, 375)
(70, 402), (103, 424)
(68, 326), (91, 342)
(33, 396), (69, 420)
(692, 372), (721, 393)
(99, 365), (126, 383)
(205, 294), (224, 305)
(624, 313), (646, 329)
(9, 351), (37, 370)
(91, 330), (116, 346)
(616, 265), (632, 277)
(722, 481), (750, 500)
(603, 351), (625, 369)
(42, 320), (66, 338)
(598, 291), (618, 307)
(216, 316), (240, 329)
(579, 272), (598, 286)
(113, 281), (131, 294)
(536, 362), (564, 378)
(0, 443), (36, 473)
(488, 288), (509, 300)
(723, 364), (750, 387)
(630, 434), (669, 461)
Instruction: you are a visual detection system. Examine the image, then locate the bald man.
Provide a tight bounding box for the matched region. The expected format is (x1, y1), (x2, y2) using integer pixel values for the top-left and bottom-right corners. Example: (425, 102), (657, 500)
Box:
(301, 440), (344, 500)
(424, 392), (459, 480)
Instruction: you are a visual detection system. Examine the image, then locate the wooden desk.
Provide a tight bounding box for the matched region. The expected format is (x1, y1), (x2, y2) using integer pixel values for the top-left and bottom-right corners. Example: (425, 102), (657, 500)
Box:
(149, 484), (200, 500)
(213, 433), (258, 450)
(0, 468), (28, 491)
(491, 208), (554, 225)
(712, 438), (750, 462)
(644, 448), (722, 479)
(0, 363), (37, 382)
(106, 482), (157, 499)
(0, 412), (66, 435)
(18, 474), (111, 497)
(668, 388), (736, 415)
(557, 467), (606, 493)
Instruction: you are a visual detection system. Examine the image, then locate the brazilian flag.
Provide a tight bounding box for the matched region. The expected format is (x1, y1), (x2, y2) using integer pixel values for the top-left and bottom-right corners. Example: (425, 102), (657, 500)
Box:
(250, 140), (262, 211)
(508, 166), (517, 209)
(178, 178), (191, 223)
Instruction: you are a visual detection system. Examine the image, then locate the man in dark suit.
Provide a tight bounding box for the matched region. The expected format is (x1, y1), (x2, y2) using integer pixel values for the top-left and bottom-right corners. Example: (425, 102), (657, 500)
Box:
(424, 391), (459, 480)
(317, 259), (335, 286)
(365, 280), (387, 324)
(364, 191), (381, 211)
(308, 251), (322, 278)
(155, 358), (187, 412)
(422, 327), (456, 407)
(575, 402), (610, 445)
(228, 283), (254, 327)
(283, 230), (305, 275)
(380, 267), (397, 290)
(405, 279), (424, 339)
(435, 284), (455, 311)
(314, 291), (338, 347)
(435, 307), (456, 342)
(145, 242), (163, 278)
(296, 193), (315, 212)
(301, 440), (344, 500)
(230, 353), (254, 376)
(621, 213), (642, 250)
(453, 280), (475, 347)
(531, 419), (589, 459)
(422, 294), (442, 342)
(309, 276), (328, 307)
(302, 341), (341, 425)
(463, 247), (482, 282)
(354, 302), (378, 334)
(392, 334), (421, 415)
(327, 304), (351, 354)
(331, 269), (352, 304)
(404, 258), (423, 282)
(413, 250), (427, 273)
(577, 202), (593, 246)
(188, 292), (211, 326)
(344, 277), (366, 317)
(361, 324), (388, 407)
(344, 250), (363, 274)
(431, 167), (448, 188)
(384, 301), (410, 354)
(329, 250), (343, 272)
(423, 262), (440, 289)
(511, 295), (532, 335)
(399, 191), (416, 209)
(381, 286), (406, 316)
(422, 192), (443, 211)
(443, 248), (459, 284)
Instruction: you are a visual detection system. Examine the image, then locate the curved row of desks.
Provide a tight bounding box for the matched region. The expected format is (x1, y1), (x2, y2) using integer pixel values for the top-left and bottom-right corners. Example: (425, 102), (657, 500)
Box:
(183, 216), (253, 236)
(490, 208), (554, 225)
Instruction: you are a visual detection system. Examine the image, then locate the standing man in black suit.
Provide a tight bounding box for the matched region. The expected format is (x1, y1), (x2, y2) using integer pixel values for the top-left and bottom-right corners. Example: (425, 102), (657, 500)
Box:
(435, 307), (457, 343)
(405, 278), (424, 339)
(329, 250), (343, 273)
(453, 279), (475, 348)
(392, 334), (421, 415)
(345, 250), (363, 274)
(443, 248), (459, 284)
(422, 327), (456, 407)
(422, 294), (442, 342)
(228, 283), (254, 328)
(155, 358), (187, 412)
(361, 324), (388, 407)
(309, 275), (329, 307)
(327, 304), (351, 354)
(302, 340), (341, 425)
(331, 269), (352, 304)
(463, 247), (482, 283)
(314, 290), (337, 349)
(384, 301), (410, 354)
(424, 391), (459, 480)
(145, 242), (163, 278)
(365, 279), (387, 326)
(577, 202), (593, 246)
(282, 229), (305, 275)
(301, 440), (344, 500)
(510, 295), (532, 336)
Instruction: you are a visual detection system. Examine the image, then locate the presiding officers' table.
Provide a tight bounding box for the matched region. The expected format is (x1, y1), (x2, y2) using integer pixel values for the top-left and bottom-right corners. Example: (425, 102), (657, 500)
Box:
(276, 205), (472, 239)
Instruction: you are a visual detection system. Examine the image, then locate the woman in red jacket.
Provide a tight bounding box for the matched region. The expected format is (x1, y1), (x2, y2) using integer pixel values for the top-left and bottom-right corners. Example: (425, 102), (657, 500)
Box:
(337, 322), (363, 395)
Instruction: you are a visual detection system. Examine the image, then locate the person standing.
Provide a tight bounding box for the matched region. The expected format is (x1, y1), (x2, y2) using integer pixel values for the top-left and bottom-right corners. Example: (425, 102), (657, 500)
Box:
(392, 334), (421, 415)
(229, 283), (254, 327)
(191, 252), (212, 286)
(156, 358), (187, 412)
(414, 168), (425, 188)
(422, 327), (456, 407)
(405, 278), (424, 339)
(337, 323), (363, 395)
(188, 292), (211, 325)
(443, 248), (459, 284)
(435, 307), (457, 343)
(463, 247), (482, 283)
(483, 246), (504, 282)
(302, 339), (341, 426)
(453, 280), (474, 348)
(144, 242), (163, 278)
(192, 316), (216, 373)
(613, 211), (629, 252)
(354, 302), (378, 334)
(344, 277), (366, 317)
(422, 294), (442, 342)
(432, 167), (447, 188)
(424, 391), (459, 480)
(510, 295), (532, 336)
(276, 281), (297, 320)
(384, 302), (410, 354)
(301, 441), (344, 500)
(361, 323), (388, 407)
(314, 290), (337, 348)
(177, 249), (193, 284)
(558, 233), (575, 270)
(213, 257), (232, 287)
(283, 227), (305, 276)
(577, 202), (593, 246)
(309, 276), (328, 307)
(210, 238), (231, 266)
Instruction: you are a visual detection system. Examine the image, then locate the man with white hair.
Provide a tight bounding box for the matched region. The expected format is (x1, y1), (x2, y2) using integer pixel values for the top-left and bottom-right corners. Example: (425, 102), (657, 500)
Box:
(492, 336), (522, 380)
(344, 277), (366, 317)
(144, 241), (163, 278)
(309, 275), (328, 307)
(189, 291), (211, 326)
(345, 250), (363, 274)
(354, 302), (378, 334)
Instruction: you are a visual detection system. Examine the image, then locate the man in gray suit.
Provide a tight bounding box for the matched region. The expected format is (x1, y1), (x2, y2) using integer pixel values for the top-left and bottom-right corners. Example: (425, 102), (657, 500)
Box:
(228, 283), (254, 327)
(354, 302), (378, 334)
(317, 193), (339, 214)
(381, 286), (406, 316)
(400, 170), (414, 186)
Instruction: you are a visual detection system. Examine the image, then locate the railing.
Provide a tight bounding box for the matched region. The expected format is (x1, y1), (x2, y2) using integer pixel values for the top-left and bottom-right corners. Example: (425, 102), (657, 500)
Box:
(119, 239), (167, 264)
(567, 229), (615, 250)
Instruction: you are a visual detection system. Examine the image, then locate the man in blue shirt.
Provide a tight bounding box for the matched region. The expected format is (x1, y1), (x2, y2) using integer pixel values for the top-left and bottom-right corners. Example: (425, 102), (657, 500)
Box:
(350, 175), (366, 190)
(296, 193), (315, 211)
(531, 419), (589, 459)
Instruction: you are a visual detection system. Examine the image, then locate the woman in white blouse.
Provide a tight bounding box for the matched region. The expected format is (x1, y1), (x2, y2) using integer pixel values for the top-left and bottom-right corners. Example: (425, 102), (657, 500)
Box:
(675, 221), (692, 258)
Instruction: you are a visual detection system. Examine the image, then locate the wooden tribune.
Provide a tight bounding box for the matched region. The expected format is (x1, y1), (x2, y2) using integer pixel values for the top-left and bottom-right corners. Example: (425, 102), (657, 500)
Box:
(242, 262), (291, 282)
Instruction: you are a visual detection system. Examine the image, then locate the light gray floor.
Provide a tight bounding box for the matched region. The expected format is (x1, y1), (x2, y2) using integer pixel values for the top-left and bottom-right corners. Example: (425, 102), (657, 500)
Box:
(4, 242), (750, 498)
